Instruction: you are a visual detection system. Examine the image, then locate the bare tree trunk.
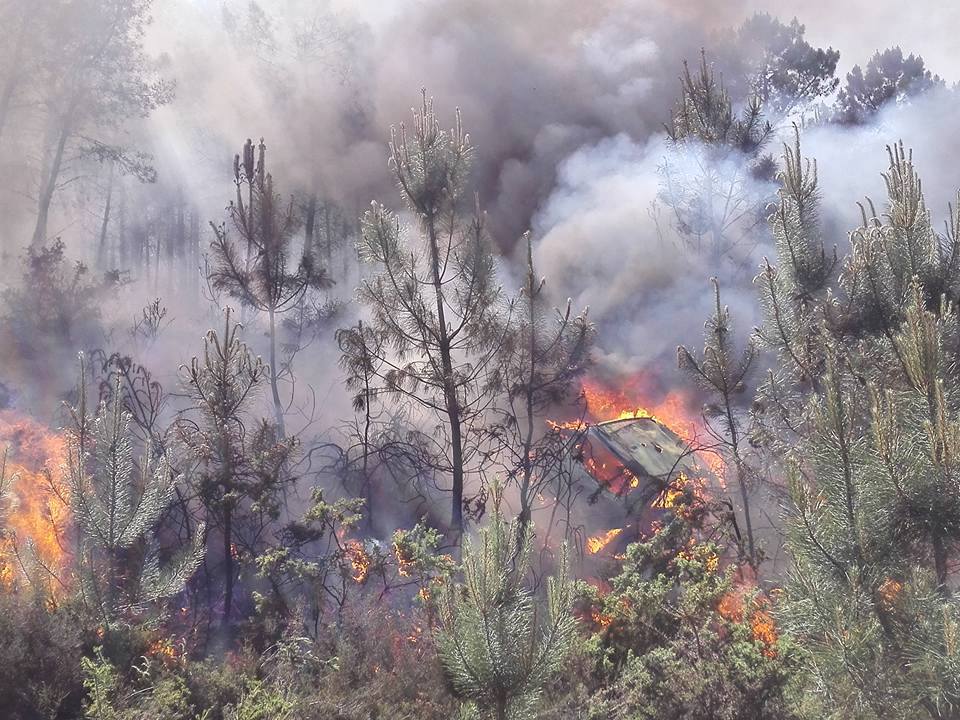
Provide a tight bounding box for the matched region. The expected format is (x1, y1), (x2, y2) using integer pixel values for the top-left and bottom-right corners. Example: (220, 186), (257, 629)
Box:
(32, 121), (70, 247)
(362, 368), (375, 531)
(175, 186), (186, 267)
(447, 389), (465, 532)
(268, 307), (286, 438)
(722, 393), (756, 567)
(222, 505), (233, 629)
(495, 694), (508, 720)
(117, 180), (127, 269)
(519, 244), (538, 533)
(304, 194), (317, 257)
(342, 217), (351, 277)
(97, 162), (115, 269)
(190, 207), (200, 298)
(324, 204), (333, 265)
(933, 531), (949, 595)
(425, 215), (464, 533)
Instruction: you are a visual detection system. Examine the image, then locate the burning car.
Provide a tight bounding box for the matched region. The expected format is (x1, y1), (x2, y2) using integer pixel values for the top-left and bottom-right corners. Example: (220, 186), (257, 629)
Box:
(566, 414), (717, 557)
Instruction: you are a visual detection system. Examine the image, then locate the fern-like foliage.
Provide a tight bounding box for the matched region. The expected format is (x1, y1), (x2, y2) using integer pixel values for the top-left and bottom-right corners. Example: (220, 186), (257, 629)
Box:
(68, 355), (203, 620)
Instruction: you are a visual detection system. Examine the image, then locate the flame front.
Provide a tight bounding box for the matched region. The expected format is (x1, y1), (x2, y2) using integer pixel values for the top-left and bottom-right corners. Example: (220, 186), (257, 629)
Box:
(0, 411), (71, 590)
(717, 587), (779, 657)
(578, 375), (726, 480)
(587, 526), (623, 555)
(582, 377), (694, 433)
(345, 539), (371, 583)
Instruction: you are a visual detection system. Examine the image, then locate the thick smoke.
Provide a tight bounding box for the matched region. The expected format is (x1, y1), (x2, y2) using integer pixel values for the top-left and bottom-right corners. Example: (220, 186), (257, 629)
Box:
(4, 0), (960, 446)
(145, 0), (723, 240)
(137, 0), (960, 404)
(530, 133), (768, 386)
(528, 82), (960, 401)
(803, 86), (960, 233)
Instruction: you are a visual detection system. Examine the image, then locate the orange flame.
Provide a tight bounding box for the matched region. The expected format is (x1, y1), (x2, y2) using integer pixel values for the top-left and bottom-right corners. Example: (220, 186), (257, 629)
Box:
(583, 453), (639, 494)
(751, 608), (777, 655)
(578, 376), (726, 479)
(652, 473), (707, 511)
(345, 539), (371, 583)
(582, 378), (695, 433)
(878, 577), (903, 609)
(393, 541), (414, 577)
(591, 607), (613, 627)
(0, 411), (70, 590)
(586, 527), (623, 555)
(717, 586), (778, 657)
(146, 637), (182, 667)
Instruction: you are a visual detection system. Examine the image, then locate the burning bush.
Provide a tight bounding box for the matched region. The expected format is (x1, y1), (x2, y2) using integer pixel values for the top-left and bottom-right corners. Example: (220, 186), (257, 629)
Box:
(574, 487), (799, 720)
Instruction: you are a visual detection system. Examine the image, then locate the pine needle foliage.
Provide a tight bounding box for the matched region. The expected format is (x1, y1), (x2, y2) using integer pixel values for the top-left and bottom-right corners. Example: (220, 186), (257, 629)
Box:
(435, 501), (576, 720)
(209, 138), (331, 437)
(837, 47), (944, 125)
(67, 356), (204, 621)
(661, 51), (774, 261)
(755, 127), (838, 388)
(679, 278), (759, 566)
(667, 50), (771, 155)
(491, 233), (593, 531)
(347, 92), (503, 532)
(757, 133), (960, 717)
(721, 14), (839, 118)
(177, 308), (295, 629)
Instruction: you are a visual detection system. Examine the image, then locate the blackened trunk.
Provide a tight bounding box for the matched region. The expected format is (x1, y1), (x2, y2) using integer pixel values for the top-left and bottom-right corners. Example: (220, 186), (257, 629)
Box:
(494, 694), (508, 720)
(304, 194), (317, 257)
(189, 207), (200, 297)
(324, 204), (333, 265)
(933, 531), (949, 595)
(425, 216), (464, 533)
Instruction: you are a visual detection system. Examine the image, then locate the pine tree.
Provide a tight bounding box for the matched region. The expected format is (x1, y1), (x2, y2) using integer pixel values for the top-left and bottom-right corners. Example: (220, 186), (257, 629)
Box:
(841, 142), (960, 344)
(837, 47), (943, 125)
(666, 51), (771, 154)
(718, 13), (839, 119)
(176, 308), (295, 629)
(434, 494), (575, 720)
(758, 134), (960, 717)
(679, 278), (759, 566)
(209, 138), (331, 438)
(661, 51), (773, 261)
(30, 0), (172, 248)
(755, 127), (837, 392)
(346, 93), (503, 533)
(336, 320), (388, 531)
(67, 356), (203, 622)
(491, 233), (593, 532)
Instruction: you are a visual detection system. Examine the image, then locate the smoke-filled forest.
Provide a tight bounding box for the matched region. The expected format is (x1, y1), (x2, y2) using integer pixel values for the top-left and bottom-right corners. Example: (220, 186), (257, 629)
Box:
(4, 0), (960, 718)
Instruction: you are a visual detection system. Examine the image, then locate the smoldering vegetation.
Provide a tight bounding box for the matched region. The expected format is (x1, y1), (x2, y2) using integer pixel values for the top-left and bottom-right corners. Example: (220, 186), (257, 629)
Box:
(1, 0), (960, 718)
